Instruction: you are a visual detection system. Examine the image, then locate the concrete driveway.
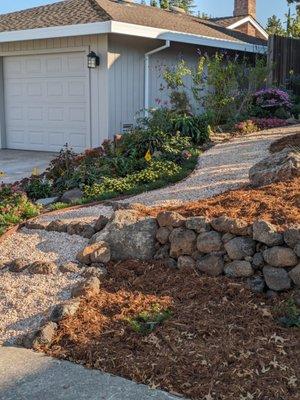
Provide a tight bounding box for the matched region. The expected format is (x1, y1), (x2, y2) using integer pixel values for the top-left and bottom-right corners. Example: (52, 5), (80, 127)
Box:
(0, 150), (56, 184)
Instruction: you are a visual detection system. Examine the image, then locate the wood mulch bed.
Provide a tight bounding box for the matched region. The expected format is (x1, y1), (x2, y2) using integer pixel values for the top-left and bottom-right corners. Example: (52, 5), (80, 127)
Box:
(138, 177), (300, 231)
(42, 261), (299, 400)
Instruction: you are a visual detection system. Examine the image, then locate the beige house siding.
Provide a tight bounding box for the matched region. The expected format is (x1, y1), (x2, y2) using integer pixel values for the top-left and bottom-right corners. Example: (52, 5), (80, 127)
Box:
(0, 34), (109, 149)
(108, 34), (201, 137)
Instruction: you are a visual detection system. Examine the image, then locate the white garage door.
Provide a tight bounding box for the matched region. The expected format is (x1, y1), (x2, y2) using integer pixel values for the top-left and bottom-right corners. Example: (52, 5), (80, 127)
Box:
(4, 52), (90, 152)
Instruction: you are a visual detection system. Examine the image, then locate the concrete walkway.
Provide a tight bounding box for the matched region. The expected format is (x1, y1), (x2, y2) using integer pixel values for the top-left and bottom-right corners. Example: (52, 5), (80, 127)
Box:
(0, 347), (182, 400)
(0, 150), (56, 184)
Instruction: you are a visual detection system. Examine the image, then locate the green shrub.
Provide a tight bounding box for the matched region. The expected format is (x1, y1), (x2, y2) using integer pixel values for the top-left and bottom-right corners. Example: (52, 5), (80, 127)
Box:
(0, 185), (40, 235)
(172, 113), (210, 145)
(24, 176), (52, 200)
(277, 298), (300, 328)
(126, 304), (172, 335)
(84, 160), (182, 200)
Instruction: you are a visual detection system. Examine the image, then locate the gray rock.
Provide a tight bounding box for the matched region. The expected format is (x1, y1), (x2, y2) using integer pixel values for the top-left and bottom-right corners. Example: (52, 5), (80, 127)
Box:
(59, 262), (81, 274)
(253, 220), (283, 246)
(27, 261), (57, 275)
(94, 215), (109, 232)
(60, 188), (83, 204)
(8, 258), (29, 273)
(211, 216), (252, 236)
(196, 254), (224, 276)
(224, 261), (254, 278)
(185, 216), (211, 233)
(91, 210), (158, 261)
(263, 266), (291, 291)
(284, 226), (300, 248)
(76, 242), (110, 264)
(249, 147), (300, 187)
(25, 220), (50, 230)
(156, 211), (185, 228)
(222, 232), (236, 243)
(266, 290), (279, 300)
(247, 275), (266, 293)
(156, 227), (171, 244)
(81, 266), (107, 279)
(252, 252), (265, 269)
(46, 219), (68, 233)
(263, 246), (298, 267)
(289, 264), (300, 286)
(50, 299), (81, 322)
(71, 276), (100, 298)
(197, 231), (222, 253)
(169, 228), (196, 258)
(36, 196), (59, 206)
(294, 243), (300, 258)
(67, 222), (95, 239)
(177, 255), (196, 269)
(163, 258), (177, 269)
(24, 322), (57, 349)
(154, 244), (170, 260)
(224, 237), (256, 260)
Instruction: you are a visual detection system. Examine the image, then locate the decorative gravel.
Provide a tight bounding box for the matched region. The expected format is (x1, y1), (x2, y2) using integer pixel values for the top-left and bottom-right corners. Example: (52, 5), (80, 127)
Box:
(0, 269), (81, 345)
(0, 228), (88, 266)
(122, 126), (296, 206)
(34, 205), (114, 225)
(0, 228), (87, 345)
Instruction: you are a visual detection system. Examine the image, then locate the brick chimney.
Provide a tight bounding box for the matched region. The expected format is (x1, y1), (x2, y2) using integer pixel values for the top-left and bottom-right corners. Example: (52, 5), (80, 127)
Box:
(234, 0), (256, 19)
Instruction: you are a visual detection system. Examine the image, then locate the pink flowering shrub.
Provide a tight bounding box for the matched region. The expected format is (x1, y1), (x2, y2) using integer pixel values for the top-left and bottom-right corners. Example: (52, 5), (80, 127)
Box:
(235, 117), (288, 134)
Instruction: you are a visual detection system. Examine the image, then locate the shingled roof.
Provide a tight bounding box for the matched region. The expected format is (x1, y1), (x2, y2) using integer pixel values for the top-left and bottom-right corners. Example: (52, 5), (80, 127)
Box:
(210, 15), (246, 28)
(0, 0), (267, 46)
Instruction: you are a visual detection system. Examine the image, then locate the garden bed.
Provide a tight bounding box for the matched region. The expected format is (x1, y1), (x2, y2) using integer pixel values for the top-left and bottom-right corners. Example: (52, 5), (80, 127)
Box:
(140, 177), (300, 230)
(42, 260), (299, 400)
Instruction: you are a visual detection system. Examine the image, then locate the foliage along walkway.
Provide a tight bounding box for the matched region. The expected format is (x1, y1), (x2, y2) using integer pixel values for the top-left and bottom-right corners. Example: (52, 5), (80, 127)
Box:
(121, 125), (298, 206)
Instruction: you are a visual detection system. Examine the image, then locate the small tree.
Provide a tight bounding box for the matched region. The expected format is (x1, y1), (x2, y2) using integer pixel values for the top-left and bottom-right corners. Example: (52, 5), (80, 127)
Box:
(150, 0), (159, 7)
(160, 0), (169, 9)
(266, 15), (286, 36)
(169, 0), (195, 14)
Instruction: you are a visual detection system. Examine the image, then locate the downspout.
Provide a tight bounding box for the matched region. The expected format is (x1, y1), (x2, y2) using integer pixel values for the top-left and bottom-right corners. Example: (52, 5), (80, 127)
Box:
(144, 40), (170, 116)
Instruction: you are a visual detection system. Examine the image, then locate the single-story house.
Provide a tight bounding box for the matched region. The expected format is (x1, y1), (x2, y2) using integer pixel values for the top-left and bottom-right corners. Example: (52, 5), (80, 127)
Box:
(0, 0), (268, 152)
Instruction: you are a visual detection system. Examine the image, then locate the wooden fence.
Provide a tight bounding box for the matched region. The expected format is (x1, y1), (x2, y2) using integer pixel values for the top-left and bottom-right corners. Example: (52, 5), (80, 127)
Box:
(268, 35), (300, 95)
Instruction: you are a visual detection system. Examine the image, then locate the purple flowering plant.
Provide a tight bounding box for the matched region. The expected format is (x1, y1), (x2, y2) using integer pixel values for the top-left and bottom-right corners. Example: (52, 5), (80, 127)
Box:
(253, 88), (292, 112)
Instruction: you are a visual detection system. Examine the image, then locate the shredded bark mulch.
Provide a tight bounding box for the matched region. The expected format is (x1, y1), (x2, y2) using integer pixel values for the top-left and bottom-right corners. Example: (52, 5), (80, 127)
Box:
(139, 177), (300, 231)
(269, 133), (300, 153)
(43, 261), (299, 400)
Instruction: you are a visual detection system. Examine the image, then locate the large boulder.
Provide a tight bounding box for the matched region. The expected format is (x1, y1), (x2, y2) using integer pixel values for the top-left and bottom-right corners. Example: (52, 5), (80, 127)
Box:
(67, 222), (95, 239)
(197, 231), (222, 253)
(224, 237), (256, 260)
(27, 261), (57, 275)
(263, 266), (291, 291)
(196, 254), (224, 276)
(91, 210), (158, 261)
(169, 228), (196, 258)
(156, 227), (171, 244)
(253, 220), (283, 246)
(263, 246), (298, 268)
(177, 256), (196, 269)
(249, 148), (300, 187)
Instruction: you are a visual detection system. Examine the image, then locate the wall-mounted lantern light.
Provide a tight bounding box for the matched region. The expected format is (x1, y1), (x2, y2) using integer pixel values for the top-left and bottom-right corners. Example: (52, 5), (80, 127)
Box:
(87, 51), (100, 69)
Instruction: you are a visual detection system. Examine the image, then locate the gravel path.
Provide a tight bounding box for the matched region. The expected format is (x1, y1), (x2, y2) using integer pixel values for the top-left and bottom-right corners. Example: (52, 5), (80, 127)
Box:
(0, 126), (296, 346)
(0, 229), (88, 345)
(122, 126), (298, 206)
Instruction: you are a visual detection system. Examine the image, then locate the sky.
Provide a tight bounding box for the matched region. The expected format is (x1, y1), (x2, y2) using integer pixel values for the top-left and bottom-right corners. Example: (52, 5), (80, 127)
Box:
(0, 0), (297, 27)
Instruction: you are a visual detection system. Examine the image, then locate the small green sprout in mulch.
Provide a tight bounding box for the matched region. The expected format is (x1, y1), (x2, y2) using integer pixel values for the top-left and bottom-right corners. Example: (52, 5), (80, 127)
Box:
(126, 304), (172, 335)
(277, 298), (300, 328)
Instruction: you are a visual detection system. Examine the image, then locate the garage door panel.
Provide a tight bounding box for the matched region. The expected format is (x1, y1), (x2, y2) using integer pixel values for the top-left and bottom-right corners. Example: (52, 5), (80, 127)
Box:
(4, 52), (90, 152)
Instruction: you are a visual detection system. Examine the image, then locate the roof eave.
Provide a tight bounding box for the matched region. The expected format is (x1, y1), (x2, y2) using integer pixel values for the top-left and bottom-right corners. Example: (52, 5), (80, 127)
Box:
(0, 20), (267, 54)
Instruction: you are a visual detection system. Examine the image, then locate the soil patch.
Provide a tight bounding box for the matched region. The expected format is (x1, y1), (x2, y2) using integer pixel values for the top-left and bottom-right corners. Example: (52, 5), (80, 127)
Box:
(43, 261), (299, 400)
(269, 133), (300, 153)
(139, 177), (300, 231)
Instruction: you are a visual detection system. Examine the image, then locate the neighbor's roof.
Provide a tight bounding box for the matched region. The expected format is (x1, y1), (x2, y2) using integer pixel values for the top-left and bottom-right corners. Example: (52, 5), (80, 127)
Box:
(210, 15), (246, 28)
(0, 0), (267, 46)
